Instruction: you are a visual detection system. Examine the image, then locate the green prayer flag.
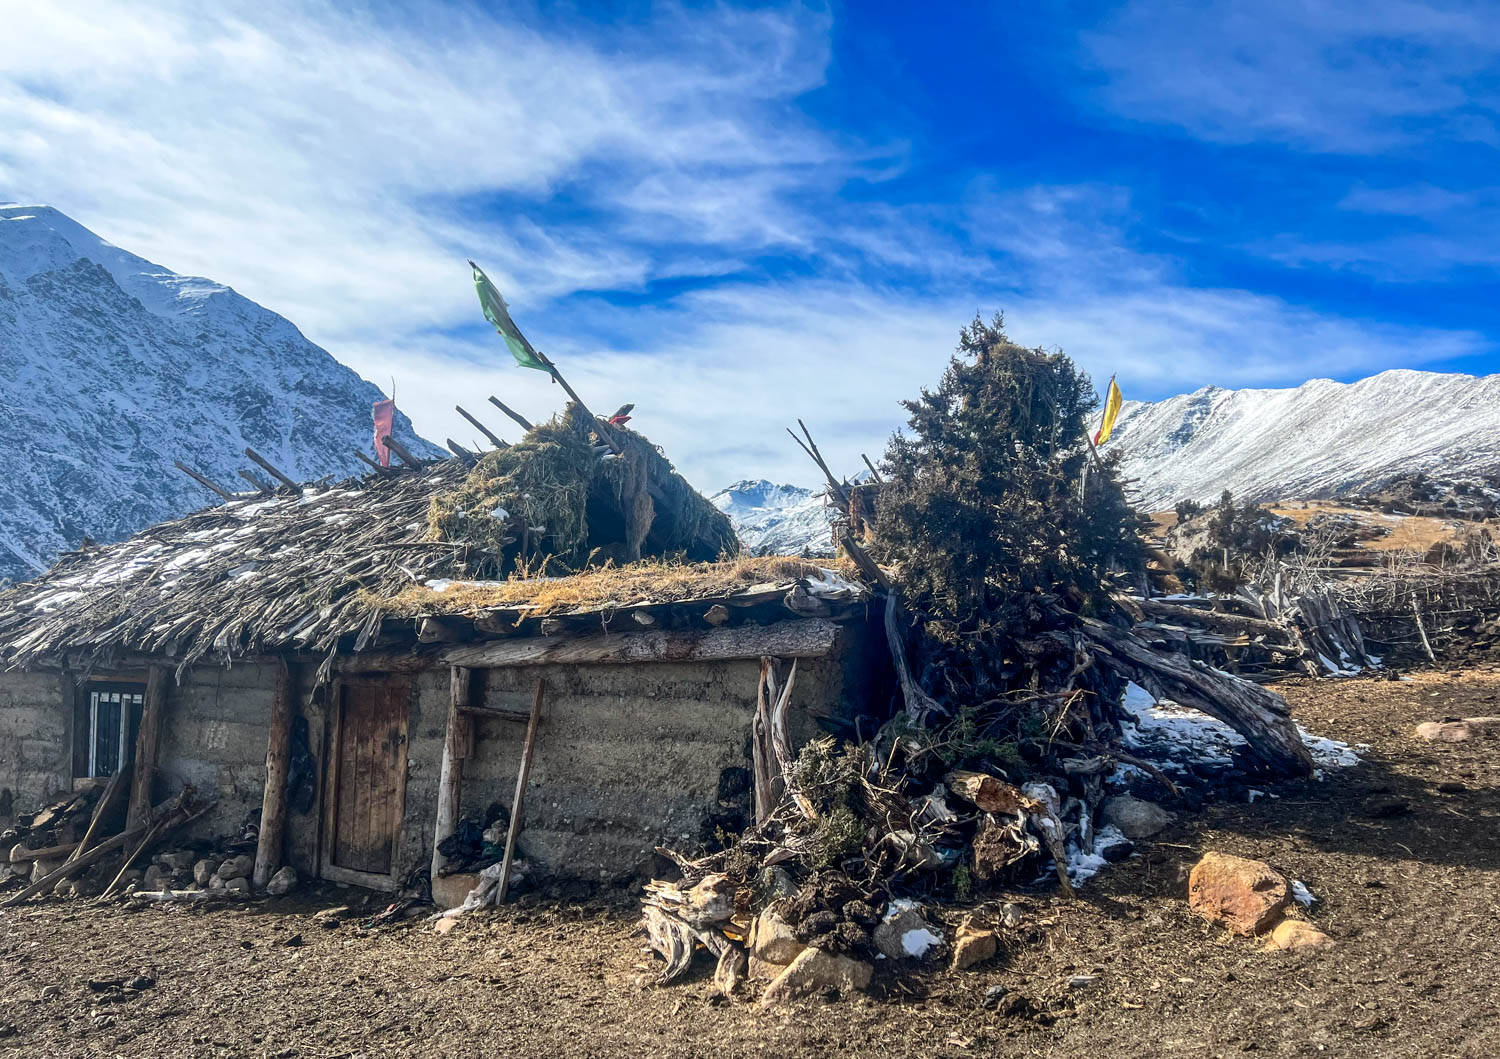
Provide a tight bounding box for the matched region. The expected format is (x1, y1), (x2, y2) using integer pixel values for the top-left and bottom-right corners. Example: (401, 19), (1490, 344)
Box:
(470, 261), (550, 372)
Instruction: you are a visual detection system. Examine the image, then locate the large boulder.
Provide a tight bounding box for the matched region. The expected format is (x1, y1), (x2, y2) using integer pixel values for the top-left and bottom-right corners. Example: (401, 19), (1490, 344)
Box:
(759, 948), (873, 1005)
(215, 854), (254, 882)
(1188, 852), (1290, 935)
(266, 866), (298, 897)
(1102, 795), (1174, 840)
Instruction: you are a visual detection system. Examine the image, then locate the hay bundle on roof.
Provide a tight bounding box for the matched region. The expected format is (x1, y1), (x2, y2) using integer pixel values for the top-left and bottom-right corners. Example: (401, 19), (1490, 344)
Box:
(428, 405), (738, 576)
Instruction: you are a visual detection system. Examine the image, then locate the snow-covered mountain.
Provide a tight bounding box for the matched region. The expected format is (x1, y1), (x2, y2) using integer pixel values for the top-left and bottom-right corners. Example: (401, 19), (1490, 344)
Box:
(0, 204), (441, 583)
(1110, 369), (1500, 510)
(710, 480), (836, 556)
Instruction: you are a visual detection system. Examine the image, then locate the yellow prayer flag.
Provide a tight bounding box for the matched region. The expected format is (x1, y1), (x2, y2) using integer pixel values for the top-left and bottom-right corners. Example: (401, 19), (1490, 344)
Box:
(1094, 377), (1123, 446)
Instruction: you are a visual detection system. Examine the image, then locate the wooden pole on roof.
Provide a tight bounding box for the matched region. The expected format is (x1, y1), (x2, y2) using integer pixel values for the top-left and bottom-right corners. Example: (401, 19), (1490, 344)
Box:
(497, 679), (544, 903)
(456, 405), (506, 449)
(173, 461), (235, 501)
(787, 420), (849, 505)
(487, 395), (534, 433)
(380, 435), (422, 467)
(531, 353), (622, 455)
(126, 665), (169, 831)
(252, 658), (294, 889)
(860, 454), (885, 485)
(431, 666), (474, 889)
(446, 438), (476, 460)
(238, 469), (273, 493)
(244, 448), (301, 491)
(353, 450), (391, 475)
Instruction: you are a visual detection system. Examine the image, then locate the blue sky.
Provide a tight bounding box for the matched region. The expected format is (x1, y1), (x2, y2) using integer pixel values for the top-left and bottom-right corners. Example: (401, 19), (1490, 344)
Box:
(3, 1), (1498, 487)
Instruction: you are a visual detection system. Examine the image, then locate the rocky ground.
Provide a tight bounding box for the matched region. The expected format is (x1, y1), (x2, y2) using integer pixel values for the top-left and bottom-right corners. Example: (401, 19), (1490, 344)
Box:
(0, 669), (1497, 1058)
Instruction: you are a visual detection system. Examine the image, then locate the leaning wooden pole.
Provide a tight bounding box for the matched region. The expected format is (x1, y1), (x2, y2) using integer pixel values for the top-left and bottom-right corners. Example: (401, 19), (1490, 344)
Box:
(456, 404), (507, 448)
(431, 667), (474, 885)
(253, 659), (294, 889)
(244, 447), (301, 491)
(173, 461), (235, 501)
(533, 354), (622, 454)
(487, 395), (534, 433)
(126, 666), (169, 830)
(498, 679), (545, 903)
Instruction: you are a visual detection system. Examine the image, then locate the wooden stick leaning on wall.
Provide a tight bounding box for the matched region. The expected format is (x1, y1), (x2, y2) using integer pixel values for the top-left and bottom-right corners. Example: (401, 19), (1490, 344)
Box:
(431, 666), (474, 884)
(497, 679), (544, 903)
(253, 658), (295, 889)
(127, 666), (169, 831)
(69, 765), (130, 863)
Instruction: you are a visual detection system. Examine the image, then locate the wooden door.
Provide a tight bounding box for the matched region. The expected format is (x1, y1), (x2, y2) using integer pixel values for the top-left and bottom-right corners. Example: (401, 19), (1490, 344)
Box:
(325, 678), (409, 881)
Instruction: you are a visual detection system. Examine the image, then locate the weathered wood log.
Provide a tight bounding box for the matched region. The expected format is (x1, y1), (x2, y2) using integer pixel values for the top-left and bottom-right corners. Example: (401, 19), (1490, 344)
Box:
(9, 840), (81, 863)
(353, 450), (391, 475)
(1135, 598), (1295, 639)
(253, 659), (294, 889)
(238, 469), (273, 493)
(127, 665), (168, 830)
(440, 618), (840, 668)
(1083, 619), (1314, 776)
(884, 592), (944, 721)
(497, 680), (544, 903)
(2, 793), (211, 907)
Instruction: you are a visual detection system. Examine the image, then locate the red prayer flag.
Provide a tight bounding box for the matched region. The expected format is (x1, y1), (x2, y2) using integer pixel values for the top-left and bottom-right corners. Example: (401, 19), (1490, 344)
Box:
(372, 399), (395, 467)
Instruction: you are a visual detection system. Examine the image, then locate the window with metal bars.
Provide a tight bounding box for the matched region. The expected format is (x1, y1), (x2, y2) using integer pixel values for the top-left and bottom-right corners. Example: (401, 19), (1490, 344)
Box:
(72, 682), (145, 779)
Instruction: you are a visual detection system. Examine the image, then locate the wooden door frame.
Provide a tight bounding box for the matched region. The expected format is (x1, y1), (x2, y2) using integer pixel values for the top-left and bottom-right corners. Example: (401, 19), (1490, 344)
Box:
(319, 675), (410, 891)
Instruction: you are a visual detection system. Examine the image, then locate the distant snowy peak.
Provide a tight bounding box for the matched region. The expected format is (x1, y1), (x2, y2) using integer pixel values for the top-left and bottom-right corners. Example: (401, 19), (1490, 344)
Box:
(710, 479), (836, 556)
(1110, 369), (1500, 509)
(0, 204), (441, 582)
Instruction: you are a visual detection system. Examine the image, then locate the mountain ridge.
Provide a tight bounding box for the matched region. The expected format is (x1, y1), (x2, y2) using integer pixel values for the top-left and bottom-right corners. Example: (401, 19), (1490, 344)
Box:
(1109, 368), (1500, 510)
(0, 204), (441, 582)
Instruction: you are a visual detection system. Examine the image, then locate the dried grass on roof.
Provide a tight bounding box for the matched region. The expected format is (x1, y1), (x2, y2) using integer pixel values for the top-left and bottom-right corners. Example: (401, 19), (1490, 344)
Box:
(428, 406), (739, 576)
(379, 555), (857, 618)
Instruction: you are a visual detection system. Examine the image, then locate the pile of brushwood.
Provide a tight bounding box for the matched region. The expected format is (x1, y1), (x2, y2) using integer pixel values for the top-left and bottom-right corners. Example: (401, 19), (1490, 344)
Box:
(643, 315), (1317, 989)
(429, 405), (737, 576)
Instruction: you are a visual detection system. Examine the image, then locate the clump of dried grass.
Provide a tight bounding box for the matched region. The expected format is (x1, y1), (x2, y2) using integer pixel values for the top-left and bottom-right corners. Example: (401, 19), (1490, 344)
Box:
(376, 554), (855, 618)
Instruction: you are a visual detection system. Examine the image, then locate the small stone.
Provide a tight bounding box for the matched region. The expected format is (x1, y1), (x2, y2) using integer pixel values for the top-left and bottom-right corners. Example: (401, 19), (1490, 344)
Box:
(1362, 794), (1410, 818)
(1437, 781), (1468, 794)
(950, 920), (998, 971)
(749, 906), (805, 973)
(216, 854), (254, 881)
(1102, 795), (1174, 840)
(1068, 974), (1099, 989)
(758, 948), (872, 1005)
(1415, 716), (1500, 742)
(433, 916), (460, 935)
(193, 860), (218, 886)
(126, 976), (155, 991)
(982, 984), (1008, 1009)
(223, 876), (251, 894)
(266, 866), (297, 896)
(142, 865), (166, 891)
(1000, 902), (1023, 929)
(158, 851), (196, 872)
(1188, 852), (1291, 935)
(873, 907), (943, 961)
(52, 879), (74, 899)
(282, 934), (303, 947)
(1264, 919), (1333, 951)
(39, 984), (61, 999)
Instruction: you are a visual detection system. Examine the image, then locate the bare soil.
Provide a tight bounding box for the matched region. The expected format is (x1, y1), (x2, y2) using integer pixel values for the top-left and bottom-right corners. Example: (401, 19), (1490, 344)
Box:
(1, 669), (1497, 1058)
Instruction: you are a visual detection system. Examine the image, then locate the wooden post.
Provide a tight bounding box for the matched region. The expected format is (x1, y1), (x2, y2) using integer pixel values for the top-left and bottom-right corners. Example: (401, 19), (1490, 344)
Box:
(173, 461), (235, 501)
(379, 435), (422, 468)
(253, 659), (294, 889)
(456, 405), (506, 449)
(487, 395), (535, 433)
(431, 666), (474, 883)
(243, 447), (301, 491)
(127, 666), (169, 830)
(354, 450), (391, 475)
(1412, 594), (1437, 662)
(498, 679), (544, 903)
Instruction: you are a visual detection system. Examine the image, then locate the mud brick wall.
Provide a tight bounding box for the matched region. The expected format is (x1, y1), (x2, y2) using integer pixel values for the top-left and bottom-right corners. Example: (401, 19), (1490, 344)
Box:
(0, 670), (72, 821)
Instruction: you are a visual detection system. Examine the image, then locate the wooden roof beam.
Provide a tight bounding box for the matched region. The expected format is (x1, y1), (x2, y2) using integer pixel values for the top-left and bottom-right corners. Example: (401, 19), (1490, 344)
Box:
(173, 461), (234, 501)
(487, 395), (534, 433)
(455, 405), (506, 449)
(244, 448), (301, 492)
(379, 434), (422, 467)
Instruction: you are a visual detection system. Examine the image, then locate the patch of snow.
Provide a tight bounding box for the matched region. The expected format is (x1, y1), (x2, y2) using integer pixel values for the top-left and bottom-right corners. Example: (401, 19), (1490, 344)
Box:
(901, 927), (943, 958)
(1291, 880), (1316, 907)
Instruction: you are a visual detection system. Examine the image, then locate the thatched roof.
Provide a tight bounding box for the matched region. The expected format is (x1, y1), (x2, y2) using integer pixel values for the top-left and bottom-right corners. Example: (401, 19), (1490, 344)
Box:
(0, 412), (753, 673)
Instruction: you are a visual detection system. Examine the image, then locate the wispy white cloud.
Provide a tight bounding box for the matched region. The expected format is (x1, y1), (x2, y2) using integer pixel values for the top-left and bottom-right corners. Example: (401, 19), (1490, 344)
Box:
(0, 1), (1487, 492)
(1080, 0), (1500, 153)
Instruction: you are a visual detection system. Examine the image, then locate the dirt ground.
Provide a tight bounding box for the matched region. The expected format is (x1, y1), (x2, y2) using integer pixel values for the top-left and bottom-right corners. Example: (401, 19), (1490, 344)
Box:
(1, 669), (1497, 1059)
